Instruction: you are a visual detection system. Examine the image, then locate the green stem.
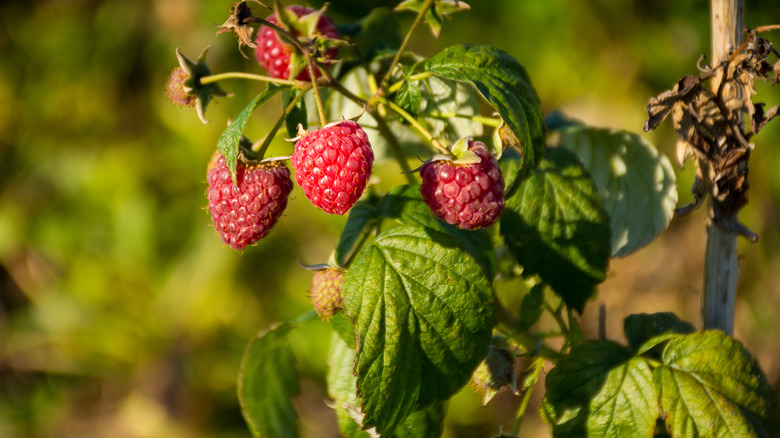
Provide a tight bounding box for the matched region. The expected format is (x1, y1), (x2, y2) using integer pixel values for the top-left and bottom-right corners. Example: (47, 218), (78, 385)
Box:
(422, 111), (502, 128)
(200, 72), (305, 88)
(253, 84), (312, 158)
(371, 96), (449, 154)
(511, 358), (543, 435)
(372, 115), (417, 183)
(493, 296), (560, 362)
(377, 0), (436, 94)
(386, 72), (434, 94)
(545, 300), (569, 335)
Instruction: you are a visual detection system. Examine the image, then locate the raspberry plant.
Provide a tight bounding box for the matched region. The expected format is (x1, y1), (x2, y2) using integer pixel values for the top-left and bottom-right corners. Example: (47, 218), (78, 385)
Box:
(169, 1), (780, 436)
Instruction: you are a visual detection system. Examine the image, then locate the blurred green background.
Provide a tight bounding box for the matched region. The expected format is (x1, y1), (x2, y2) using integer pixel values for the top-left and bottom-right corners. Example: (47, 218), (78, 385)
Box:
(1, 1), (779, 437)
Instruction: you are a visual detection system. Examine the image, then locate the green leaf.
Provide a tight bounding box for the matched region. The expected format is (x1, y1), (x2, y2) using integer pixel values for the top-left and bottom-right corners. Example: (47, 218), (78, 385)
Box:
(418, 76), (484, 145)
(331, 311), (357, 350)
(558, 126), (677, 257)
(238, 322), (300, 438)
(395, 0), (471, 37)
(500, 147), (611, 312)
(624, 312), (694, 354)
(393, 403), (445, 438)
(378, 184), (496, 280)
(327, 333), (373, 438)
(421, 44), (546, 181)
(327, 333), (446, 438)
(654, 331), (780, 438)
(544, 340), (658, 438)
(516, 283), (544, 332)
(217, 85), (285, 183)
(341, 225), (493, 435)
(396, 79), (422, 117)
(334, 202), (381, 268)
(285, 89), (307, 137)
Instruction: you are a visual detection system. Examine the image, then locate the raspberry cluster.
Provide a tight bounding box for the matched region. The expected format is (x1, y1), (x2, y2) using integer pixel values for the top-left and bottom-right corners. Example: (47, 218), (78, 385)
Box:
(206, 155), (293, 250)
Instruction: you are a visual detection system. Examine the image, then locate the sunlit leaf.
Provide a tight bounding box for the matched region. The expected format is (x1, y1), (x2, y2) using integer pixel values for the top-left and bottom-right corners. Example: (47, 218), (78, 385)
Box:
(544, 340), (657, 438)
(341, 225), (493, 434)
(654, 331), (780, 438)
(558, 126), (677, 257)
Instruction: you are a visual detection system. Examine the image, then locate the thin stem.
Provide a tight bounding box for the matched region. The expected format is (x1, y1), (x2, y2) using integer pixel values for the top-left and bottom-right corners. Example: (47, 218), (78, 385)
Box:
(545, 300), (568, 334)
(309, 66), (328, 126)
(200, 72), (305, 88)
(251, 16), (328, 126)
(253, 84), (312, 158)
(371, 96), (449, 154)
(493, 296), (560, 362)
(377, 0), (436, 94)
(422, 111), (502, 128)
(373, 115), (417, 183)
(386, 72), (434, 94)
(511, 358), (543, 435)
(756, 24), (780, 32)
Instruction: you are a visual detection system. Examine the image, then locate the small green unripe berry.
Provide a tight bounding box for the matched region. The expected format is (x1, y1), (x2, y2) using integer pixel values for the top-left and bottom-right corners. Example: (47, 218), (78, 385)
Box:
(310, 268), (345, 321)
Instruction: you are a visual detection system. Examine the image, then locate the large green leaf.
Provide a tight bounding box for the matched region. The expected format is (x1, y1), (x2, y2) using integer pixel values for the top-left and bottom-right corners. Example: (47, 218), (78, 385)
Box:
(558, 126), (677, 257)
(217, 85), (285, 183)
(327, 333), (446, 438)
(341, 225), (493, 435)
(544, 340), (658, 438)
(654, 331), (780, 438)
(421, 44), (546, 181)
(378, 184), (496, 280)
(500, 147), (611, 311)
(238, 322), (300, 438)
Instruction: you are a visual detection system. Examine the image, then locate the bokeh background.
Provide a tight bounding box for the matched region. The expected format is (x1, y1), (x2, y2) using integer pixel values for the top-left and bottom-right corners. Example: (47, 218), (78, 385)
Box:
(1, 1), (780, 437)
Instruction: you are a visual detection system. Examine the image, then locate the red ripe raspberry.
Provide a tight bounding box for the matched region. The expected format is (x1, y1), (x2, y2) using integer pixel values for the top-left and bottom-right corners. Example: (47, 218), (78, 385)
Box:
(291, 120), (373, 215)
(254, 5), (339, 81)
(206, 155), (293, 250)
(420, 140), (505, 230)
(310, 268), (345, 321)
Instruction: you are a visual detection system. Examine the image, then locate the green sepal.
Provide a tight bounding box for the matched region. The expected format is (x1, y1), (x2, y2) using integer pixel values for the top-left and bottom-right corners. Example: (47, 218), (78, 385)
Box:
(216, 85), (286, 184)
(175, 46), (228, 124)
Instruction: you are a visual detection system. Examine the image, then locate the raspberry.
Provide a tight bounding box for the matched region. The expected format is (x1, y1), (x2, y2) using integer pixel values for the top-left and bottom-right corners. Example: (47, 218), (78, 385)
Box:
(206, 154), (293, 250)
(291, 120), (374, 215)
(310, 268), (345, 321)
(420, 139), (505, 230)
(254, 5), (339, 81)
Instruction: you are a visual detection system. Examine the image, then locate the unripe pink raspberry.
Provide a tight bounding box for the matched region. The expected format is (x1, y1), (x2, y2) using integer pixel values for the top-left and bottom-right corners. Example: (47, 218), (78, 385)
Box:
(310, 268), (345, 321)
(206, 154), (293, 250)
(291, 120), (374, 215)
(254, 5), (339, 81)
(420, 139), (505, 230)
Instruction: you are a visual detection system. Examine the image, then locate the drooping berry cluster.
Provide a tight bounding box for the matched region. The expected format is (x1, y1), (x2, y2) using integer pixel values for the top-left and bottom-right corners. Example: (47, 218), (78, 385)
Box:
(292, 120), (374, 215)
(254, 5), (340, 81)
(420, 140), (505, 230)
(206, 155), (293, 251)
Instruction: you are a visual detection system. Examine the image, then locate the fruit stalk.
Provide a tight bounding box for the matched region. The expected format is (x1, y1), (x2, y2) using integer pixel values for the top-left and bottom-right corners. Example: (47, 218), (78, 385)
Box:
(377, 0), (436, 94)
